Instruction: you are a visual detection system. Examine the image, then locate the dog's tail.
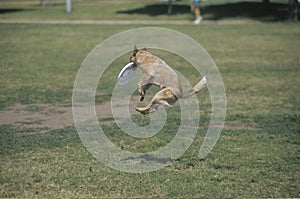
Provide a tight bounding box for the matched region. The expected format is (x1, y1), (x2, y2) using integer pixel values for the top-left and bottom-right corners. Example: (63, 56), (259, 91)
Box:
(183, 76), (207, 98)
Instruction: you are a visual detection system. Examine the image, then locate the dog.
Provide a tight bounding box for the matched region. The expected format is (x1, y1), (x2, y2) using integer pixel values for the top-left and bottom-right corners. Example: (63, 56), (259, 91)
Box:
(129, 46), (206, 114)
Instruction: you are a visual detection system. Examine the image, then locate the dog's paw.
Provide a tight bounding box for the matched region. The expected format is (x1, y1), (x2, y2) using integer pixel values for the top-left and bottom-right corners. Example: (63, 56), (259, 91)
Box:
(135, 106), (149, 115)
(138, 88), (145, 100)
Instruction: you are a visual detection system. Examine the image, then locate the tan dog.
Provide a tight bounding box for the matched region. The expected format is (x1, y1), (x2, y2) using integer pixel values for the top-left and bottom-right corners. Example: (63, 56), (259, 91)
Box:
(129, 47), (206, 114)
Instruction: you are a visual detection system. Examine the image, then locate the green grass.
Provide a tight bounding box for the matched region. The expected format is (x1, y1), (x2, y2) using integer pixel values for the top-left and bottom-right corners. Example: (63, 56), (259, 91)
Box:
(0, 13), (300, 199)
(1, 124), (299, 198)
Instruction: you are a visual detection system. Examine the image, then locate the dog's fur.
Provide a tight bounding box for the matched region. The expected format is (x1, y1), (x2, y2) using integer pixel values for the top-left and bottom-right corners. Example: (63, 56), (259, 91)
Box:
(130, 47), (206, 114)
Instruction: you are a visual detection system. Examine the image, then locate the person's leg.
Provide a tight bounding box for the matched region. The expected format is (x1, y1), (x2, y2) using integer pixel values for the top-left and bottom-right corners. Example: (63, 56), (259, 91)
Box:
(193, 0), (202, 24)
(194, 6), (201, 18)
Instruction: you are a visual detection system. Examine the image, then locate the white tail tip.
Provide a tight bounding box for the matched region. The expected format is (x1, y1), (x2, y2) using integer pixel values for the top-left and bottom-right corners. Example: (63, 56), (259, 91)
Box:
(201, 75), (207, 84)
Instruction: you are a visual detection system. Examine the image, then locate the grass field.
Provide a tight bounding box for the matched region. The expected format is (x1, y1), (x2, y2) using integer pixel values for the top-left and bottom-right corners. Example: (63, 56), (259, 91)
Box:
(0, 0), (300, 198)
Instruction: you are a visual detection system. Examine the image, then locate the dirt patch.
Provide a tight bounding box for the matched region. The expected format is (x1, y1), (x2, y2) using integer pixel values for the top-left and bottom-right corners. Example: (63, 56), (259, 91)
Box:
(0, 102), (114, 132)
(222, 120), (261, 131)
(0, 104), (73, 132)
(0, 102), (260, 133)
(199, 120), (261, 131)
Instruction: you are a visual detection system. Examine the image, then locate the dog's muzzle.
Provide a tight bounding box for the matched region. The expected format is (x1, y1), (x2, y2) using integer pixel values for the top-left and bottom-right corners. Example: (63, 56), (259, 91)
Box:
(130, 61), (138, 71)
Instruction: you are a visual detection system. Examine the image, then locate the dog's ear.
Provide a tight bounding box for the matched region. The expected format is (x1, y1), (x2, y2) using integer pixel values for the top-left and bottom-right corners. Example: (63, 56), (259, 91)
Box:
(132, 45), (138, 57)
(142, 47), (147, 51)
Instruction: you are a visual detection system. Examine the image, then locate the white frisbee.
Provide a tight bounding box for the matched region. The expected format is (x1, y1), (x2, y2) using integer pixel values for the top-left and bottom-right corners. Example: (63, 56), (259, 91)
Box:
(117, 62), (135, 85)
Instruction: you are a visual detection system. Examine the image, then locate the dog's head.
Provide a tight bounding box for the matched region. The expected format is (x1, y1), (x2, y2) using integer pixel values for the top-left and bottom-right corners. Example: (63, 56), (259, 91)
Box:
(129, 45), (147, 70)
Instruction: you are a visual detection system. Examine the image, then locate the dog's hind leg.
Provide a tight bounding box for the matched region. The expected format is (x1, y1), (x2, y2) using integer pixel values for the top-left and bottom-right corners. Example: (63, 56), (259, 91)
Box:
(136, 88), (178, 114)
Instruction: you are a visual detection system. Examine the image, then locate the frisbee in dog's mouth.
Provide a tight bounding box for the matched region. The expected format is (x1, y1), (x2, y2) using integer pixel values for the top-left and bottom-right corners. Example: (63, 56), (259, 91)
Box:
(117, 62), (136, 85)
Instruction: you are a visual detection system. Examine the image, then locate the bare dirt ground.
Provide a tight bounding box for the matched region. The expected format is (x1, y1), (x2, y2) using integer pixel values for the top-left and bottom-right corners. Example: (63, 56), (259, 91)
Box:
(0, 102), (113, 132)
(0, 102), (260, 133)
(0, 104), (74, 130)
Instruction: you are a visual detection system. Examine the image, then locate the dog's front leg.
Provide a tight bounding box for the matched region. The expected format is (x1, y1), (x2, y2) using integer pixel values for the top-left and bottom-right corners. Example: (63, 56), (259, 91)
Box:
(141, 84), (152, 101)
(138, 73), (151, 101)
(138, 87), (145, 101)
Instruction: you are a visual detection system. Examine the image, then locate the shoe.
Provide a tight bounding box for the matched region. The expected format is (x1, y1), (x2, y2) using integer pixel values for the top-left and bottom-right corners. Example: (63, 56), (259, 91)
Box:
(193, 16), (202, 25)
